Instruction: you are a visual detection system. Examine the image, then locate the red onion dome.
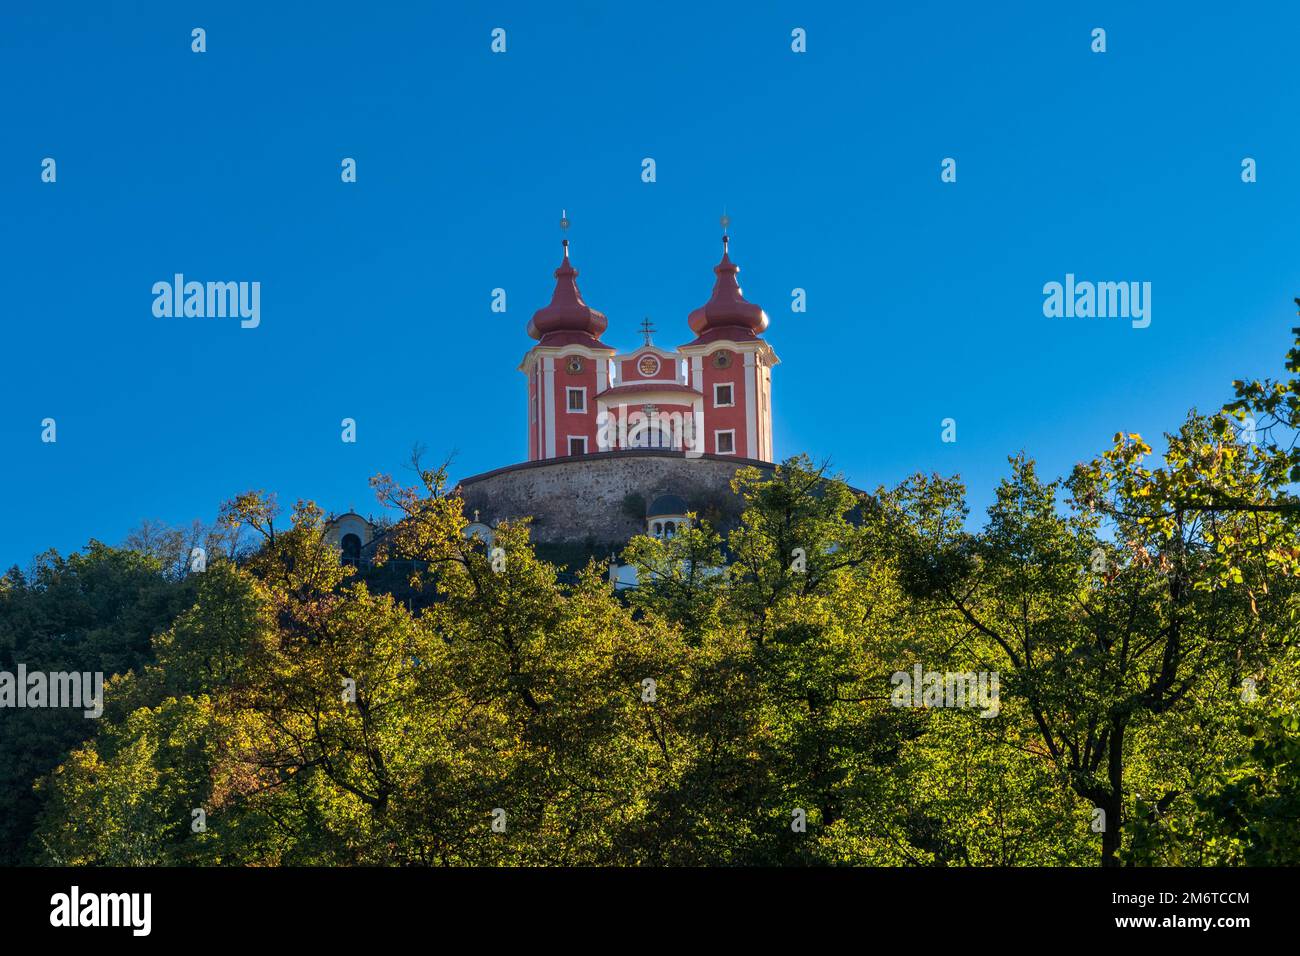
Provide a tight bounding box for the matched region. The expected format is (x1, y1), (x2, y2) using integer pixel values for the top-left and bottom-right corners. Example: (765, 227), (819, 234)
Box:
(526, 240), (609, 348)
(685, 234), (769, 344)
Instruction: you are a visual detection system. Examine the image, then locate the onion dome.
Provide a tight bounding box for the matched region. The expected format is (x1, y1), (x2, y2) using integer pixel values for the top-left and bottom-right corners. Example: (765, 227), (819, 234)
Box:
(647, 493), (689, 517)
(526, 238), (610, 349)
(684, 232), (769, 346)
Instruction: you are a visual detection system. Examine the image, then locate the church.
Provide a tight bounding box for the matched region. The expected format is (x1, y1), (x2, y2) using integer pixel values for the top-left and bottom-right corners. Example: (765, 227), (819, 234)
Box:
(327, 218), (780, 572)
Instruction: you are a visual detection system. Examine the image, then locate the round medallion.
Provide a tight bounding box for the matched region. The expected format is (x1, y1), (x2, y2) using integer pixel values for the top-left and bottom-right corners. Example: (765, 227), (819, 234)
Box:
(712, 351), (732, 369)
(566, 356), (583, 374)
(637, 354), (660, 377)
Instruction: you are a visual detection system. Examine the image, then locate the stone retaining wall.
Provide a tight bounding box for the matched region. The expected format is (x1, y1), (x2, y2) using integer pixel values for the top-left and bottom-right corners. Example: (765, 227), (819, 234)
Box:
(456, 450), (775, 545)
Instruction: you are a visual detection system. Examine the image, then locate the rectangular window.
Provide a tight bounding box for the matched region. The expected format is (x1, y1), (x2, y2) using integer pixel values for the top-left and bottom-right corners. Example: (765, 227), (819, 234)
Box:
(713, 383), (734, 407)
(568, 436), (588, 456)
(715, 430), (735, 455)
(566, 387), (586, 412)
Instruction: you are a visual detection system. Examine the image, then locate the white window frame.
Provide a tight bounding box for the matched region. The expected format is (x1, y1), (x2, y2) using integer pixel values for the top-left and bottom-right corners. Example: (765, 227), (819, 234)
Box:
(567, 435), (588, 456)
(713, 382), (735, 408)
(566, 387), (587, 413)
(714, 429), (736, 455)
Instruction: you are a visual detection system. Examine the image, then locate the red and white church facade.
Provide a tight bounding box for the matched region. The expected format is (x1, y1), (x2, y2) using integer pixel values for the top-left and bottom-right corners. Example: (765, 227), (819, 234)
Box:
(521, 230), (777, 462)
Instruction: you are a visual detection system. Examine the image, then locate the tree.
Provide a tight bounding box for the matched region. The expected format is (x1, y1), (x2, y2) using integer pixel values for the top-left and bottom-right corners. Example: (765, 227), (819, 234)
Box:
(0, 543), (195, 863)
(891, 322), (1300, 866)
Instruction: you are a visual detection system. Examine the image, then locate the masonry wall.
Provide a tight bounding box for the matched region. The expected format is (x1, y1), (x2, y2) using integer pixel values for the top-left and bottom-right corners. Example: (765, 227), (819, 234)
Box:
(456, 450), (774, 545)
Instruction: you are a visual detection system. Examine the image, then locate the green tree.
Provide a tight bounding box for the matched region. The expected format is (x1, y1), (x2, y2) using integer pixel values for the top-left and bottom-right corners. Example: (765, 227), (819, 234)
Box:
(0, 543), (195, 864)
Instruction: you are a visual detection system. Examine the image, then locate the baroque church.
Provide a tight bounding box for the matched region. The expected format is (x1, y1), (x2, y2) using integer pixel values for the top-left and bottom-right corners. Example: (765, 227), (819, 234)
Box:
(327, 219), (779, 575)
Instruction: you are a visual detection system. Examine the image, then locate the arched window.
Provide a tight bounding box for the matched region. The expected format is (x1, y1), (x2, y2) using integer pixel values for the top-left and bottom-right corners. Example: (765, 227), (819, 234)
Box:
(664, 521), (676, 538)
(628, 423), (674, 449)
(652, 522), (663, 537)
(627, 407), (677, 450)
(341, 533), (362, 566)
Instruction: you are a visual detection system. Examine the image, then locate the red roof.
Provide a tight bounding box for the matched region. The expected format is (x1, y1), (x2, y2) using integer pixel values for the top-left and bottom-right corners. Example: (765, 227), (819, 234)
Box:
(684, 235), (768, 344)
(600, 382), (701, 400)
(531, 330), (614, 350)
(680, 324), (761, 347)
(527, 240), (610, 347)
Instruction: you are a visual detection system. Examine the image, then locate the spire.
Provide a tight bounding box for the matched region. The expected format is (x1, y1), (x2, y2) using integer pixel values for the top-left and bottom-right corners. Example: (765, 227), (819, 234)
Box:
(526, 211), (610, 348)
(684, 215), (769, 345)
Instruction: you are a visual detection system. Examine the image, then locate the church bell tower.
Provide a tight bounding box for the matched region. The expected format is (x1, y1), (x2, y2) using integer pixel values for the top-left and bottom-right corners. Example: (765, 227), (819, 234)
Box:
(519, 214), (614, 460)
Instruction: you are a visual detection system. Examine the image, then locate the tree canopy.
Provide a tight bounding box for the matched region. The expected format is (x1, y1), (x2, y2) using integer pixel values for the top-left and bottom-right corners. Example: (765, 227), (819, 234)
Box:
(4, 324), (1298, 867)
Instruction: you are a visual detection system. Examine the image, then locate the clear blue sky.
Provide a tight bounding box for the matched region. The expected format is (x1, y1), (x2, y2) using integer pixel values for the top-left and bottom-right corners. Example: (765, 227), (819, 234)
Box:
(3, 1), (1298, 570)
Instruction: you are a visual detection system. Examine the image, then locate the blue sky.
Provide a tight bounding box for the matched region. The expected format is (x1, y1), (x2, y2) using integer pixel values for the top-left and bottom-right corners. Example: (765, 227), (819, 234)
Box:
(3, 1), (1299, 570)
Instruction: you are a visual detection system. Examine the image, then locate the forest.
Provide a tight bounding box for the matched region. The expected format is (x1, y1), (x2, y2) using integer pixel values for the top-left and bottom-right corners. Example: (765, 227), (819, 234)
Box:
(1, 324), (1296, 868)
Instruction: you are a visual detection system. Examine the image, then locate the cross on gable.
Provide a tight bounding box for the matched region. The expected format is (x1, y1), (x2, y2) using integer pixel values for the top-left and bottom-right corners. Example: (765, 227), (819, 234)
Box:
(639, 317), (656, 346)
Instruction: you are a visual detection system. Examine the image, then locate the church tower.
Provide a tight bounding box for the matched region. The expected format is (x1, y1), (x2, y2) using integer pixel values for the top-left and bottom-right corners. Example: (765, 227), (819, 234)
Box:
(678, 223), (778, 460)
(520, 221), (614, 460)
